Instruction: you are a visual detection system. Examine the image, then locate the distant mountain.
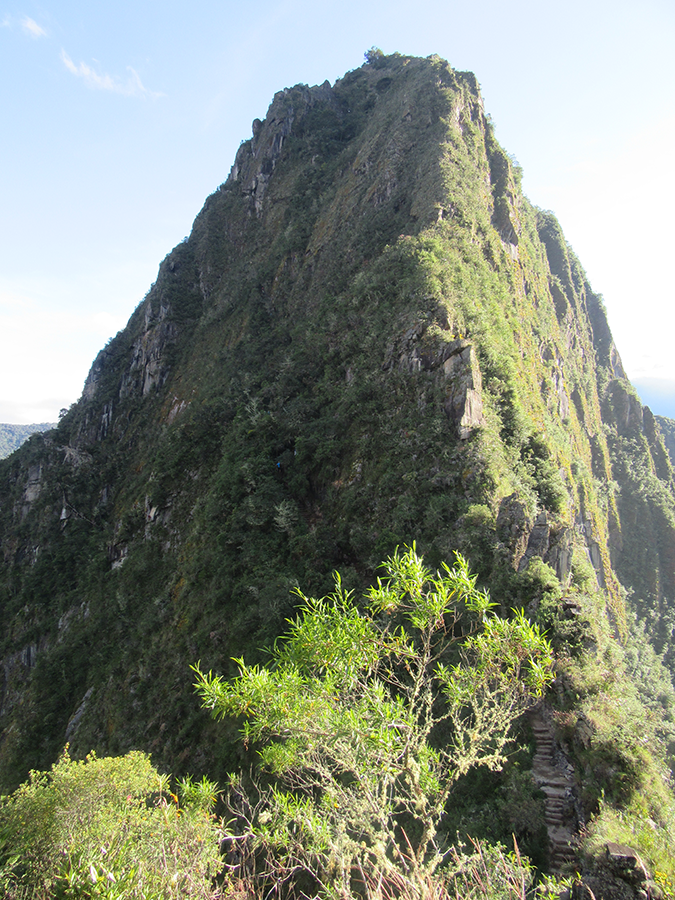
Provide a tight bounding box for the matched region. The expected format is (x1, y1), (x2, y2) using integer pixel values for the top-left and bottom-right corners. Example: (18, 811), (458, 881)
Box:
(0, 423), (56, 459)
(1, 53), (675, 882)
(657, 414), (675, 467)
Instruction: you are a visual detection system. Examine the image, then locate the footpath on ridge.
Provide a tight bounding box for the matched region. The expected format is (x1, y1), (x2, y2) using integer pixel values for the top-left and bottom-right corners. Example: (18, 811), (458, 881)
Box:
(529, 706), (578, 872)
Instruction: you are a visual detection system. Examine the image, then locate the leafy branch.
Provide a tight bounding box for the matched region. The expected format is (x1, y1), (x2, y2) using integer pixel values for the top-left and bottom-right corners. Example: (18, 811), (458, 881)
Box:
(193, 545), (554, 898)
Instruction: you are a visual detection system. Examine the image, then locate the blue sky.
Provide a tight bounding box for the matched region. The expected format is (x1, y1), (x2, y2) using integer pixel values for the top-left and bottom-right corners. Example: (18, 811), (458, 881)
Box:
(1, 0), (674, 423)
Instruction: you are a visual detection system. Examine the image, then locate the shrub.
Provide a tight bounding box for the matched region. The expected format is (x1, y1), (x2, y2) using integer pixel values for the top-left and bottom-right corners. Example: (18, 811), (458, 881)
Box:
(446, 837), (535, 899)
(364, 46), (384, 64)
(194, 545), (554, 898)
(0, 750), (222, 899)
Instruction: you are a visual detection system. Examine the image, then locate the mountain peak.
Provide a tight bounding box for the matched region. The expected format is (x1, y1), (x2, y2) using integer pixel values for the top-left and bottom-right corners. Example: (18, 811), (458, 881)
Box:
(1, 53), (674, 880)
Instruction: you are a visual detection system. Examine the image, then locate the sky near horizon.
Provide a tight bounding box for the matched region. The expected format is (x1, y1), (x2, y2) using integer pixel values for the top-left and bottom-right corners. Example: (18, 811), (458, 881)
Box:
(1, 0), (674, 423)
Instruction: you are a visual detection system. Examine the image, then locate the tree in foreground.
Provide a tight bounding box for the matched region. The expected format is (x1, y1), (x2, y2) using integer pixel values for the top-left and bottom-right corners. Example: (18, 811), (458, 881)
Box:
(193, 545), (555, 898)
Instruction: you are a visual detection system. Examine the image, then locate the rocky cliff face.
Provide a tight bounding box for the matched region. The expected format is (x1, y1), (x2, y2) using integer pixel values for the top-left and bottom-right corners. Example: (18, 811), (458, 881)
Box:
(1, 54), (674, 871)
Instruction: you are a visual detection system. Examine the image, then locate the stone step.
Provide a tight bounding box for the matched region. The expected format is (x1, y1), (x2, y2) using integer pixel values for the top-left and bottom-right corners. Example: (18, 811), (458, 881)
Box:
(538, 781), (571, 792)
(541, 791), (571, 801)
(529, 710), (579, 873)
(535, 771), (570, 782)
(547, 805), (570, 815)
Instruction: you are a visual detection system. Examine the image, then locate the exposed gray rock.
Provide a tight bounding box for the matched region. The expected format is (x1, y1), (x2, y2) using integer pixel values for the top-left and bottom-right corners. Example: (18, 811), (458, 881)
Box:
(573, 712), (594, 751)
(518, 510), (550, 571)
(608, 380), (643, 435)
(610, 345), (627, 381)
(82, 350), (106, 401)
(1, 637), (49, 717)
(230, 81), (337, 218)
(122, 301), (178, 398)
(587, 540), (605, 587)
(65, 687), (94, 741)
(443, 344), (483, 439)
(496, 493), (531, 569)
(546, 525), (573, 582)
(540, 342), (570, 419)
(604, 843), (648, 886)
(574, 842), (655, 900)
(23, 463), (42, 504)
(382, 329), (484, 439)
(19, 463), (44, 521)
(656, 414), (675, 468)
(83, 295), (179, 413)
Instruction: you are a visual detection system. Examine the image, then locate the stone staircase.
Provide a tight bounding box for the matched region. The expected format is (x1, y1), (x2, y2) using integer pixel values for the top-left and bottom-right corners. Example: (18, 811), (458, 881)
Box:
(530, 708), (578, 871)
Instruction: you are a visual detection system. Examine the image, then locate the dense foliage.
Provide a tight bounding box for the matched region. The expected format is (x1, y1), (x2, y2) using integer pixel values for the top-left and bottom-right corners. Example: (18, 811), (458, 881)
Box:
(194, 546), (553, 897)
(0, 751), (221, 899)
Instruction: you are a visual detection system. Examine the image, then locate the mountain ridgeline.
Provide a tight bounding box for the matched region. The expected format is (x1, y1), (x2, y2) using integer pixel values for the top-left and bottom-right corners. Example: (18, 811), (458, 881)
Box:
(0, 423), (56, 460)
(2, 53), (675, 875)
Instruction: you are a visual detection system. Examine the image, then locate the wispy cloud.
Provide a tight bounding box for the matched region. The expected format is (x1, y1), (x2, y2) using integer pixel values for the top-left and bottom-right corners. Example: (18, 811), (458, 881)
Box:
(60, 49), (163, 98)
(21, 16), (47, 38)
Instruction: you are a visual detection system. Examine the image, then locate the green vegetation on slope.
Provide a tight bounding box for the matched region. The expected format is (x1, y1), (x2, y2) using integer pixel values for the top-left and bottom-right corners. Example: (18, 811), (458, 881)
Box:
(0, 750), (221, 899)
(0, 52), (674, 886)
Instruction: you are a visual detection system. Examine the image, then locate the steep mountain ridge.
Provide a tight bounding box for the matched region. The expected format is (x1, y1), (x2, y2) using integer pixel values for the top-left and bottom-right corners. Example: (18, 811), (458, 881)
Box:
(1, 53), (674, 875)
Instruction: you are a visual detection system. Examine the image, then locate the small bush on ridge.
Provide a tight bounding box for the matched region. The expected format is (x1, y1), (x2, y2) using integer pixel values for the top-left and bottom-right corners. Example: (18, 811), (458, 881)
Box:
(0, 749), (222, 899)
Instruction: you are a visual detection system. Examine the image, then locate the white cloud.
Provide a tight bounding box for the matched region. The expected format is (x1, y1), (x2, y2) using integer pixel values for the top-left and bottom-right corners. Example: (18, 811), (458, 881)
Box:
(21, 16), (47, 38)
(60, 49), (163, 98)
